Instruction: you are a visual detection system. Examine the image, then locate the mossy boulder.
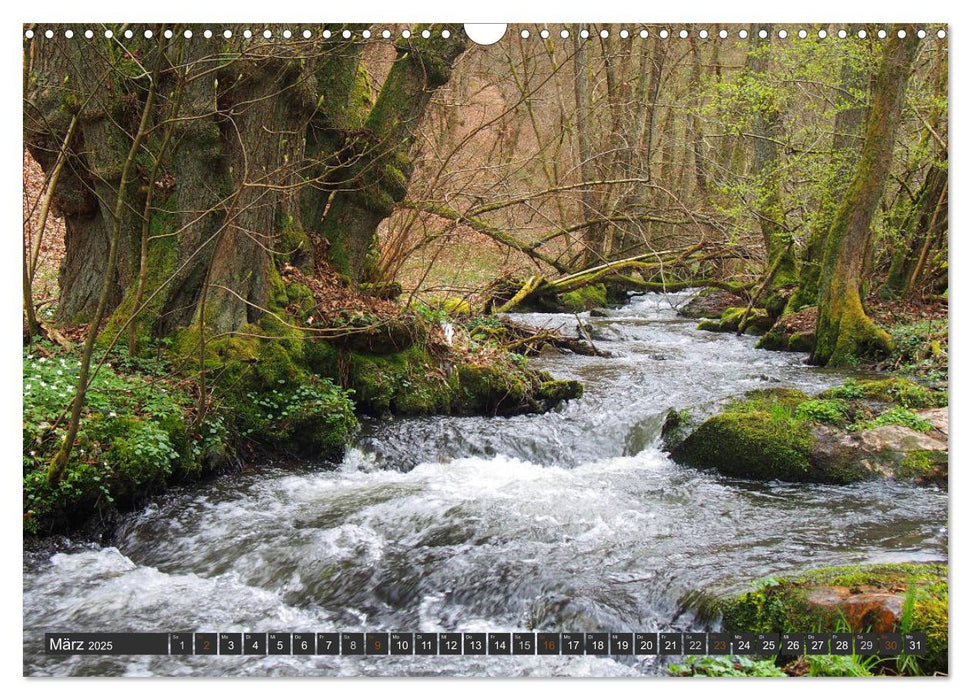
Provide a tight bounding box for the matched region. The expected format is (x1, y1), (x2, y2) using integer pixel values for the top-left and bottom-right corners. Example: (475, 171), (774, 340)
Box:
(346, 346), (455, 416)
(346, 348), (580, 418)
(678, 288), (748, 320)
(699, 563), (947, 675)
(672, 411), (817, 481)
(536, 379), (583, 405)
(555, 284), (608, 313)
(669, 386), (948, 486)
(819, 378), (947, 410)
(756, 307), (818, 353)
(169, 324), (357, 460)
(696, 306), (771, 335)
(810, 424), (948, 487)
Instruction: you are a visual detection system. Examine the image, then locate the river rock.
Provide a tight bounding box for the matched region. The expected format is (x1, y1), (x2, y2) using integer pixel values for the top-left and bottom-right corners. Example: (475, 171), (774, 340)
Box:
(678, 288), (747, 319)
(801, 586), (902, 633)
(757, 306), (818, 352)
(669, 383), (948, 487)
(917, 407), (948, 439)
(808, 424), (948, 486)
(697, 306), (771, 335)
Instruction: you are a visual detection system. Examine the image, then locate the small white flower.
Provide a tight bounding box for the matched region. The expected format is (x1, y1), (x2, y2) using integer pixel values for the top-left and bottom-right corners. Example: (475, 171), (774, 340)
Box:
(109, 411), (117, 417)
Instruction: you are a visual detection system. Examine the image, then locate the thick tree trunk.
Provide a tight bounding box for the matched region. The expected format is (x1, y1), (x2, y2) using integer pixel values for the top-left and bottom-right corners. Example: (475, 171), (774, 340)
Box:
(812, 28), (919, 367)
(24, 26), (465, 338)
(318, 26), (468, 283)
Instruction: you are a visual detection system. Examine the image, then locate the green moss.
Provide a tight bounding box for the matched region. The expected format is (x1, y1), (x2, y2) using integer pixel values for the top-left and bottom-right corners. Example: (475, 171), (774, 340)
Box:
(697, 306), (770, 335)
(729, 388), (811, 412)
(435, 297), (473, 315)
(100, 196), (180, 355)
(788, 331), (816, 353)
(896, 449), (948, 487)
(346, 346), (454, 416)
(169, 319), (356, 460)
(820, 378), (946, 409)
(454, 363), (530, 414)
(275, 224), (312, 271)
(741, 309), (773, 335)
(556, 284), (608, 312)
(285, 283), (317, 317)
(853, 406), (933, 433)
(536, 380), (583, 405)
(913, 591), (948, 673)
(672, 410), (815, 481)
(721, 306), (748, 329)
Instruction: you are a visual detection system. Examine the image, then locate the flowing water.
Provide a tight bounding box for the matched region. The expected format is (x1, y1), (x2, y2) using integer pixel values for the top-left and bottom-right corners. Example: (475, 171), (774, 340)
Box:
(23, 291), (948, 677)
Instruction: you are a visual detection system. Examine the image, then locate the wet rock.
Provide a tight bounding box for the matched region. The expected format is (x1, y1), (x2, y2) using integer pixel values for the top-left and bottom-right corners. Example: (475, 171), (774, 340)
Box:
(589, 308), (611, 318)
(917, 407), (948, 438)
(757, 306), (818, 353)
(678, 288), (747, 319)
(808, 424), (948, 485)
(802, 587), (902, 633)
(536, 379), (584, 407)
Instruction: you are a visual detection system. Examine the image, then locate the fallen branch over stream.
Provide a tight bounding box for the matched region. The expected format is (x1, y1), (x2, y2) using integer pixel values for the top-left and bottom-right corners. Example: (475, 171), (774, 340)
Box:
(496, 317), (608, 357)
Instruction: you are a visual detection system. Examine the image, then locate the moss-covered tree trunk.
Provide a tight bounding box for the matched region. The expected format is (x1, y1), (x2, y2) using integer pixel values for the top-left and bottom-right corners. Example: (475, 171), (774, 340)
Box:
(812, 28), (919, 367)
(787, 30), (868, 313)
(317, 26), (468, 283)
(24, 25), (466, 337)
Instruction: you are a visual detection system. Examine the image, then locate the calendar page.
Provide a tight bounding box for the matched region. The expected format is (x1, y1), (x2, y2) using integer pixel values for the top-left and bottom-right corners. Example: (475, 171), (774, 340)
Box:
(21, 16), (949, 681)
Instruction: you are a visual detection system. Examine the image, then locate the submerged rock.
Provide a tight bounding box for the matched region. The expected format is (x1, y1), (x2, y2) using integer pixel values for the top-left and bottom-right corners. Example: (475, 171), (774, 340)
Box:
(689, 563), (948, 675)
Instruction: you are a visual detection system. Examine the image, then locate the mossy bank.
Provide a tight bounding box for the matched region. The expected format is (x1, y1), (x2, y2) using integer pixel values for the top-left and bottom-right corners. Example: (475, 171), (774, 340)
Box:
(23, 304), (583, 536)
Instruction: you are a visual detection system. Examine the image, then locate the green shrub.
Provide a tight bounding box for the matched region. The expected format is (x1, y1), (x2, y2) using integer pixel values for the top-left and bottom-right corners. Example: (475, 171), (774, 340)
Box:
(240, 379), (357, 456)
(668, 655), (785, 677)
(795, 399), (850, 425)
(853, 406), (933, 433)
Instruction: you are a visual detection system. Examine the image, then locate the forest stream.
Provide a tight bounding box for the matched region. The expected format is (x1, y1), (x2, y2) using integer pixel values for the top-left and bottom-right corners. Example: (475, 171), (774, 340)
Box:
(22, 291), (948, 677)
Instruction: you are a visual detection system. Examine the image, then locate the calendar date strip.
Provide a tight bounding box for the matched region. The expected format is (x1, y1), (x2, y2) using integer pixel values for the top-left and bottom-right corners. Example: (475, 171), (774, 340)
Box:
(45, 631), (926, 657)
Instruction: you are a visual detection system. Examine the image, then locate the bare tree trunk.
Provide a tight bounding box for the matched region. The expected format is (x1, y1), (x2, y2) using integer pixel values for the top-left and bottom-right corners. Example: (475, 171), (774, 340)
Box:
(746, 24), (797, 296)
